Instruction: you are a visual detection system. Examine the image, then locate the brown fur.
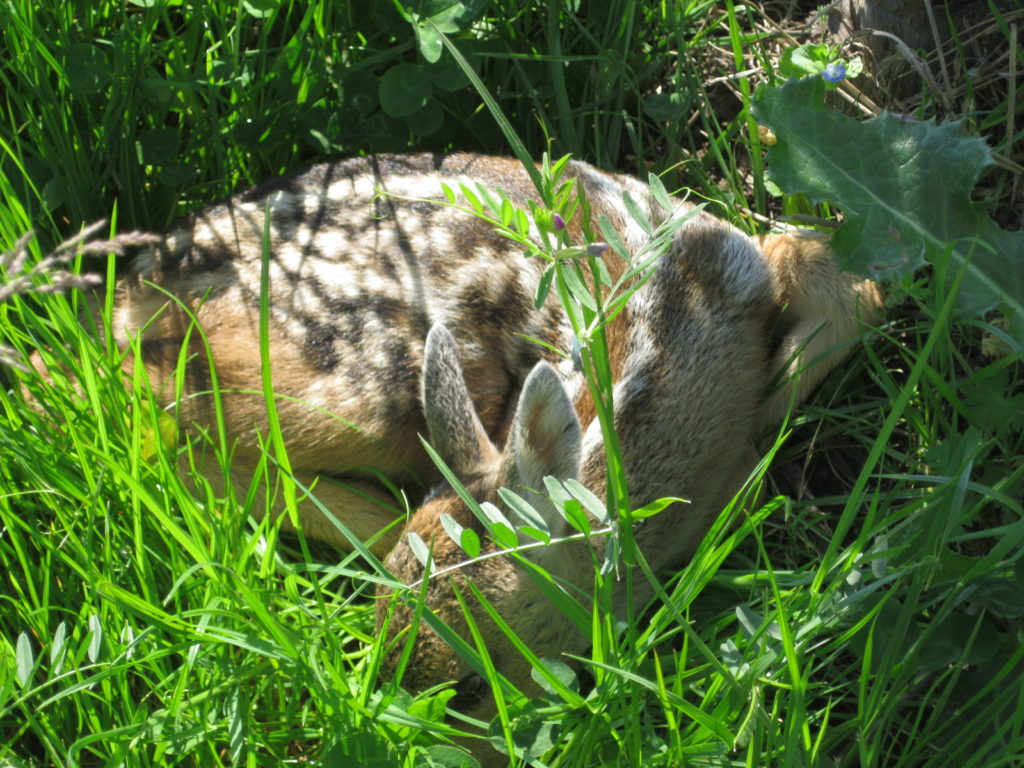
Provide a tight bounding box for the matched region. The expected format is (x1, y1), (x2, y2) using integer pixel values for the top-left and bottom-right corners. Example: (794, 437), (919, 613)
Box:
(375, 193), (882, 747)
(88, 152), (881, 762)
(99, 153), (879, 659)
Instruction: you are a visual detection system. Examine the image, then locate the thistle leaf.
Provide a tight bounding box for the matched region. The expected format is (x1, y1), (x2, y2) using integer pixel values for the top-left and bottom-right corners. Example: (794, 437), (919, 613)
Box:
(752, 78), (1024, 323)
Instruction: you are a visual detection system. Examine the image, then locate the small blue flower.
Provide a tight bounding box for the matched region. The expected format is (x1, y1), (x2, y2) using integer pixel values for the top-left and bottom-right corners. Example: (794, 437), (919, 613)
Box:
(822, 62), (846, 83)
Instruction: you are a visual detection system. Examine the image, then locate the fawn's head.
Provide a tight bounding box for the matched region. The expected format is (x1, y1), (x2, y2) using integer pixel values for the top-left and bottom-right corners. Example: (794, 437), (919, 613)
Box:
(377, 324), (583, 718)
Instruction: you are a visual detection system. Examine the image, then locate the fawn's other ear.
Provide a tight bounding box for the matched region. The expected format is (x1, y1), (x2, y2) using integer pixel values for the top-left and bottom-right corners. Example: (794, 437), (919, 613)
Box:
(498, 360), (581, 496)
(421, 324), (499, 476)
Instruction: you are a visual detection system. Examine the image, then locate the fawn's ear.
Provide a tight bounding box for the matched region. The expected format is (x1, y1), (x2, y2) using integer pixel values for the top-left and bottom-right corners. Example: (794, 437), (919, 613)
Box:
(498, 360), (581, 497)
(421, 324), (499, 476)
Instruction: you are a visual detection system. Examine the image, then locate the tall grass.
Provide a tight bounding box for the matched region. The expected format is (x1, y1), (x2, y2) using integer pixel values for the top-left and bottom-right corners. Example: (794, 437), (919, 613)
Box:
(1, 1), (1022, 767)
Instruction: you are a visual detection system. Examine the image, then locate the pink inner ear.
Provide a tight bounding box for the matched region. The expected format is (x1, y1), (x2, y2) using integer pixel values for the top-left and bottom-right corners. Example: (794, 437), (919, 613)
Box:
(506, 362), (581, 489)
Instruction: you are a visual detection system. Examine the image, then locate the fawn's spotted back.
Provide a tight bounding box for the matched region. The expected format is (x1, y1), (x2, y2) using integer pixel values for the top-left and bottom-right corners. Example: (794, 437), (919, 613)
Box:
(113, 153), (665, 550)
(107, 152), (882, 762)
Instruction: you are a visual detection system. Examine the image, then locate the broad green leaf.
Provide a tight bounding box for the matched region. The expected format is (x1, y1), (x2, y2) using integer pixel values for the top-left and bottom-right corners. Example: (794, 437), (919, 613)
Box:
(136, 128), (180, 166)
(973, 576), (1024, 619)
(962, 370), (1024, 438)
(487, 702), (558, 757)
(65, 44), (110, 95)
(379, 63), (432, 118)
(406, 688), (456, 725)
(530, 658), (579, 697)
(408, 1), (487, 63)
(419, 744), (481, 767)
(778, 43), (832, 78)
(414, 6), (463, 63)
(427, 45), (477, 91)
(644, 91), (689, 123)
(406, 99), (443, 137)
(918, 613), (1001, 670)
(752, 78), (1024, 323)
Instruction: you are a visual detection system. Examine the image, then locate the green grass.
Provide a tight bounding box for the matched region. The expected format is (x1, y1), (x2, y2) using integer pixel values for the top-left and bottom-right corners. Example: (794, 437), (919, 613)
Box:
(2, 1), (1023, 766)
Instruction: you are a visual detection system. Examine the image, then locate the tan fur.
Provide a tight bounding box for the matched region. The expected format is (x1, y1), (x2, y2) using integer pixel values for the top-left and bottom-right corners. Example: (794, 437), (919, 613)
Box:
(376, 201), (882, 740)
(104, 152), (879, 573)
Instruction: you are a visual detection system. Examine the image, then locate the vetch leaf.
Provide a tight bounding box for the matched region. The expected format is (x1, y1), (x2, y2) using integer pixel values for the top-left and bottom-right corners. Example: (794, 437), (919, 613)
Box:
(565, 479), (609, 524)
(561, 499), (590, 534)
(648, 172), (675, 214)
(440, 513), (464, 545)
(459, 528), (481, 558)
(544, 477), (590, 533)
(87, 614), (103, 663)
(558, 263), (598, 312)
(598, 213), (630, 259)
(440, 513), (481, 557)
(459, 182), (483, 215)
(534, 264), (555, 308)
(50, 621), (67, 674)
(752, 78), (1024, 323)
(15, 632), (33, 687)
(480, 502), (519, 549)
(498, 488), (550, 541)
(407, 530), (430, 566)
(630, 496), (686, 520)
(622, 190), (652, 235)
